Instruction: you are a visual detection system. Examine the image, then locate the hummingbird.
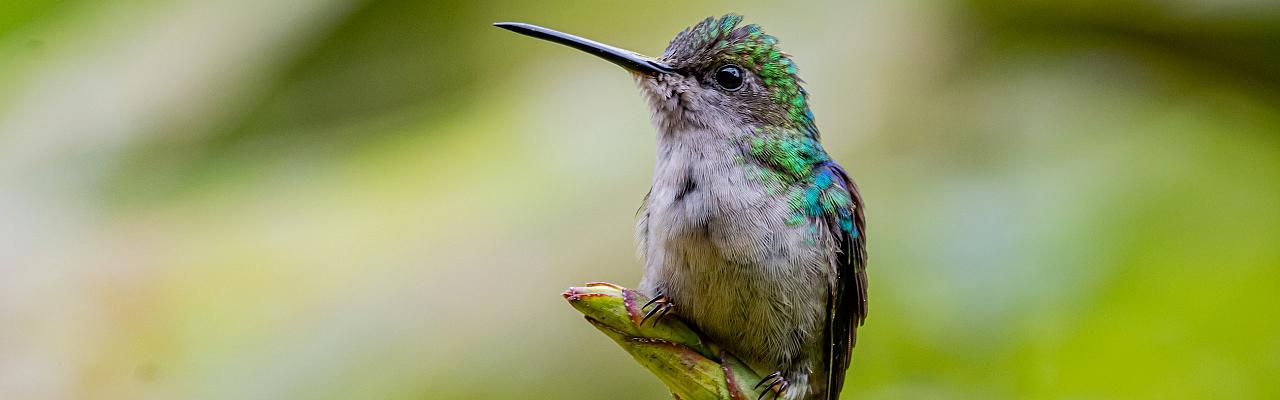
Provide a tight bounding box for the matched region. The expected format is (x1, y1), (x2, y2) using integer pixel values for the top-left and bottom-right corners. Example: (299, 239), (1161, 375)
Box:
(496, 14), (866, 400)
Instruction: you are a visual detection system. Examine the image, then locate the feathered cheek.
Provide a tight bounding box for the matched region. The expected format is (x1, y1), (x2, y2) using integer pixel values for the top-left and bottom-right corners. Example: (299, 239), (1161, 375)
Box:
(641, 77), (693, 108)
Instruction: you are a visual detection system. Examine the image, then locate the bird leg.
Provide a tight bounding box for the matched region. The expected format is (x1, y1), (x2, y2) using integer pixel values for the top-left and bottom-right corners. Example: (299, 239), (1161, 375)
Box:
(641, 292), (675, 326)
(754, 371), (790, 400)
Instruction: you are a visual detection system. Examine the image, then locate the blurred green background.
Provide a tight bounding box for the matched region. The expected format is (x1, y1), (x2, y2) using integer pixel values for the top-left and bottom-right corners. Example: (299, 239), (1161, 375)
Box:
(2, 0), (1278, 399)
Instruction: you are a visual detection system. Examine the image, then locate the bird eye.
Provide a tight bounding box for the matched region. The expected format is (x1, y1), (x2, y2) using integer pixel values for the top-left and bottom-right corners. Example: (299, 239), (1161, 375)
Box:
(714, 65), (744, 91)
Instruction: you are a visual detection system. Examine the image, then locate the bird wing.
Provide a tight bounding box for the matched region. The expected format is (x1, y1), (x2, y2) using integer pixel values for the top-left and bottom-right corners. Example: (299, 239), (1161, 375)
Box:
(822, 162), (866, 400)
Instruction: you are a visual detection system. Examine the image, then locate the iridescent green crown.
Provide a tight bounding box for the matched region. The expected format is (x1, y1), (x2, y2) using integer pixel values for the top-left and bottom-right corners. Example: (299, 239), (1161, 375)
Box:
(661, 14), (817, 134)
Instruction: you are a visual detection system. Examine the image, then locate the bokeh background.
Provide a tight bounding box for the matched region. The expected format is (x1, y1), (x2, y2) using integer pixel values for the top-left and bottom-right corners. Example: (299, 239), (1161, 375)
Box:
(3, 0), (1279, 399)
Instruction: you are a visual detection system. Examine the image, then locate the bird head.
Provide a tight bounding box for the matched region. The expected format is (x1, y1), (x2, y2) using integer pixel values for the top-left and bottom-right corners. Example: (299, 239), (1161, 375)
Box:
(496, 14), (816, 136)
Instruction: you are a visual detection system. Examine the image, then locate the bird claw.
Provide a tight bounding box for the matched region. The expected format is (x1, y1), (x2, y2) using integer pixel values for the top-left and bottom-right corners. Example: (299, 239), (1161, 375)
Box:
(754, 371), (789, 400)
(640, 292), (675, 326)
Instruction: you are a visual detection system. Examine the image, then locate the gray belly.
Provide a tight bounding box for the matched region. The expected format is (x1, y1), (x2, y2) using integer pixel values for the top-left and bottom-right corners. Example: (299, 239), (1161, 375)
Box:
(638, 167), (834, 375)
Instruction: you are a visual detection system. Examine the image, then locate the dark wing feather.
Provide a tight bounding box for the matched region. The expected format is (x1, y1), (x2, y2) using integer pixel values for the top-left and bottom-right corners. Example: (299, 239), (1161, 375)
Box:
(823, 163), (866, 400)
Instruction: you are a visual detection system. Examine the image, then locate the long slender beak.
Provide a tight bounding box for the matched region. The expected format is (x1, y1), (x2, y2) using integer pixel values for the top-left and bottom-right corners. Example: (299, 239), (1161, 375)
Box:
(494, 22), (675, 75)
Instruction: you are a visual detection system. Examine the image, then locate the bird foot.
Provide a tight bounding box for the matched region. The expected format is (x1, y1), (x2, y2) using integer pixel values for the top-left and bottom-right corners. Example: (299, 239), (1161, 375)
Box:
(641, 292), (675, 326)
(754, 371), (790, 400)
